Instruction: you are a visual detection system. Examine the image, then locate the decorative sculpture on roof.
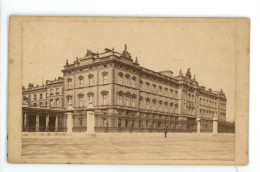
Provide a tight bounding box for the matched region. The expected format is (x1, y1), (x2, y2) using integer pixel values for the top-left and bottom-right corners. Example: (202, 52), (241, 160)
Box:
(85, 49), (96, 57)
(193, 75), (196, 81)
(178, 69), (183, 76)
(185, 68), (192, 79)
(135, 57), (139, 64)
(122, 44), (132, 59)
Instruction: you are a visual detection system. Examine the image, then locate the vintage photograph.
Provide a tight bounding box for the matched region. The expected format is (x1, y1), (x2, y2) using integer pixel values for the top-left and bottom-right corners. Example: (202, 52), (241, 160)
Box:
(8, 17), (249, 164)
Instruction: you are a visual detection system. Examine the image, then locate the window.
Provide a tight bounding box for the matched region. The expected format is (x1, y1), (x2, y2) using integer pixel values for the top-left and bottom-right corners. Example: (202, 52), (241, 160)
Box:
(103, 94), (107, 105)
(39, 102), (43, 107)
(68, 80), (72, 89)
(102, 72), (108, 84)
(126, 74), (130, 86)
(56, 98), (60, 107)
(88, 74), (94, 86)
(101, 90), (108, 105)
(28, 95), (31, 100)
(34, 94), (37, 100)
(79, 97), (83, 107)
(132, 76), (136, 87)
(79, 79), (83, 87)
(67, 95), (72, 106)
(118, 94), (123, 106)
(118, 72), (123, 84)
(50, 89), (53, 95)
(132, 97), (135, 107)
(126, 96), (130, 106)
(165, 88), (168, 96)
(152, 100), (156, 111)
(103, 75), (108, 84)
(159, 86), (162, 94)
(159, 102), (162, 111)
(152, 85), (156, 93)
(50, 99), (54, 107)
(78, 75), (84, 87)
(146, 82), (150, 92)
(87, 93), (94, 103)
(40, 93), (43, 99)
(145, 98), (150, 110)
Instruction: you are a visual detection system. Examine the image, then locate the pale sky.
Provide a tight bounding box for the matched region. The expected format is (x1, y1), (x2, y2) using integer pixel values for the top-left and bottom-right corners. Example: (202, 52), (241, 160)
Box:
(22, 19), (236, 121)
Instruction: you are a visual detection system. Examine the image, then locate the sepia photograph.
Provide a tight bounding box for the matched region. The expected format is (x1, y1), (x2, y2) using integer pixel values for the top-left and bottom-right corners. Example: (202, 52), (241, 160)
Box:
(7, 17), (249, 164)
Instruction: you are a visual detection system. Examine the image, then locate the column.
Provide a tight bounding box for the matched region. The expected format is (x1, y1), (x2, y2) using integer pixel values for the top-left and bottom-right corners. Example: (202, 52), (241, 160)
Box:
(196, 116), (200, 133)
(66, 103), (74, 134)
(23, 113), (28, 132)
(46, 114), (49, 132)
(213, 115), (218, 134)
(55, 115), (59, 132)
(86, 102), (95, 134)
(36, 114), (39, 132)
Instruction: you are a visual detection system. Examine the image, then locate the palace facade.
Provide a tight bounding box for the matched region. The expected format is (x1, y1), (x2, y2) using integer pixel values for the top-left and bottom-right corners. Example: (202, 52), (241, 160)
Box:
(22, 45), (234, 133)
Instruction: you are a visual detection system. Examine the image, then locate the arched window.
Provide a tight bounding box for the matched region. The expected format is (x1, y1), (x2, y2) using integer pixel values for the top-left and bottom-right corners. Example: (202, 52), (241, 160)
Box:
(78, 93), (84, 107)
(78, 75), (84, 87)
(152, 99), (157, 111)
(125, 92), (131, 106)
(101, 90), (108, 105)
(117, 91), (123, 106)
(164, 102), (168, 112)
(102, 71), (108, 84)
(152, 84), (156, 93)
(118, 72), (123, 84)
(88, 74), (94, 86)
(67, 78), (72, 89)
(131, 76), (136, 87)
(125, 74), (130, 86)
(132, 94), (137, 107)
(146, 98), (150, 110)
(87, 92), (94, 103)
(66, 95), (72, 106)
(159, 86), (162, 95)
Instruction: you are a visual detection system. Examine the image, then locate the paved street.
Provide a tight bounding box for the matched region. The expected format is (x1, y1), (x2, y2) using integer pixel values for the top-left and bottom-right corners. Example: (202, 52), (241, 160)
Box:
(22, 133), (235, 161)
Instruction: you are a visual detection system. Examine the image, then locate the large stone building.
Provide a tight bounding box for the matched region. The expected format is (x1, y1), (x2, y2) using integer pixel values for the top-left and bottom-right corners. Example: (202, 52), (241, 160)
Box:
(22, 45), (233, 133)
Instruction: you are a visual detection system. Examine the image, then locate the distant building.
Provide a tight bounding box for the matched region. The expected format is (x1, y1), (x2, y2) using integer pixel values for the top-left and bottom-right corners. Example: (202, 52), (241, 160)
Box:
(22, 45), (232, 133)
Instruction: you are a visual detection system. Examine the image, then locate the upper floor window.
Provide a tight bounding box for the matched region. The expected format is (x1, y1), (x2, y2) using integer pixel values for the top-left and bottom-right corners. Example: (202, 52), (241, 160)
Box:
(101, 90), (108, 105)
(146, 99), (150, 110)
(87, 92), (94, 103)
(78, 93), (84, 107)
(88, 74), (94, 86)
(159, 101), (162, 111)
(152, 99), (156, 111)
(67, 78), (72, 89)
(132, 76), (136, 87)
(165, 88), (168, 96)
(56, 88), (59, 94)
(40, 93), (43, 99)
(118, 94), (123, 106)
(132, 96), (136, 107)
(152, 85), (156, 93)
(159, 86), (162, 95)
(78, 75), (84, 87)
(34, 94), (37, 100)
(118, 72), (123, 84)
(126, 95), (130, 106)
(56, 98), (60, 106)
(50, 99), (54, 107)
(164, 102), (168, 112)
(67, 95), (72, 106)
(102, 71), (108, 84)
(125, 74), (130, 86)
(146, 82), (150, 92)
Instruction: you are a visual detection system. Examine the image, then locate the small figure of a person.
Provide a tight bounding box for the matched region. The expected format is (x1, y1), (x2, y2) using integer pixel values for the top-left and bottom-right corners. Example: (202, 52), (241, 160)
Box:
(164, 129), (168, 138)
